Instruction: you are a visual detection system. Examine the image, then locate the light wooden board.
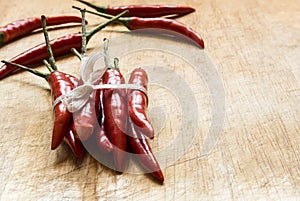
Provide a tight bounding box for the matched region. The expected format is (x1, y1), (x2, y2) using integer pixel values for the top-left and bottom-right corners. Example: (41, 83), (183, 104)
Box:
(0, 0), (299, 200)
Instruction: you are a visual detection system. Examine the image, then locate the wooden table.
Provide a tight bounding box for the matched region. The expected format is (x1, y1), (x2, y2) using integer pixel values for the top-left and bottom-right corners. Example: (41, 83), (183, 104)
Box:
(0, 0), (299, 200)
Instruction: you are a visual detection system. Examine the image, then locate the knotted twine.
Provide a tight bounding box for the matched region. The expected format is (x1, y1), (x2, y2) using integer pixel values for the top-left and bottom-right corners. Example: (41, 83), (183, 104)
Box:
(53, 52), (147, 113)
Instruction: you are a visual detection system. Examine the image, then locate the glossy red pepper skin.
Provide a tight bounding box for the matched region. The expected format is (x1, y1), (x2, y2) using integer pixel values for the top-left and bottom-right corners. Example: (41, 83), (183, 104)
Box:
(80, 9), (205, 48)
(94, 124), (113, 153)
(126, 17), (204, 48)
(127, 119), (164, 183)
(0, 33), (82, 80)
(128, 68), (154, 139)
(0, 10), (131, 80)
(63, 129), (84, 159)
(77, 0), (195, 17)
(47, 71), (75, 150)
(103, 68), (127, 172)
(73, 90), (98, 141)
(105, 5), (195, 17)
(0, 16), (85, 46)
(94, 80), (113, 153)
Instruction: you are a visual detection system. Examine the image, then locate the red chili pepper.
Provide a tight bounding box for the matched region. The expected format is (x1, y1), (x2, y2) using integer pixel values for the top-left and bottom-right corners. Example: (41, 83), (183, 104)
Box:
(94, 80), (113, 153)
(127, 119), (164, 183)
(128, 67), (154, 139)
(48, 71), (75, 149)
(2, 15), (81, 150)
(102, 61), (127, 172)
(64, 123), (85, 159)
(0, 15), (85, 46)
(77, 0), (195, 18)
(73, 6), (204, 48)
(73, 86), (98, 141)
(63, 73), (86, 158)
(94, 124), (114, 153)
(0, 10), (128, 80)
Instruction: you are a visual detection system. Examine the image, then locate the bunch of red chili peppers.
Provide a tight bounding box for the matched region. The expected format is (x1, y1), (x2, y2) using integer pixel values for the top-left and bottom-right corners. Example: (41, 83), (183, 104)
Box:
(0, 1), (204, 184)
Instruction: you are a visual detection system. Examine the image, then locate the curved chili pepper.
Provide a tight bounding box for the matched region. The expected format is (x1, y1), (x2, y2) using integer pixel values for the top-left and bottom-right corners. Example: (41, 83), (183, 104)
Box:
(64, 127), (85, 159)
(77, 0), (195, 18)
(127, 119), (164, 183)
(0, 15), (85, 46)
(73, 6), (204, 48)
(103, 67), (127, 172)
(0, 10), (128, 80)
(128, 67), (154, 139)
(94, 124), (114, 153)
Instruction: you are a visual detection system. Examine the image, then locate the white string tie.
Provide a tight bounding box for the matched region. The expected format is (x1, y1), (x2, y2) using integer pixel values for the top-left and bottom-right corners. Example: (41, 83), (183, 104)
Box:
(53, 52), (146, 113)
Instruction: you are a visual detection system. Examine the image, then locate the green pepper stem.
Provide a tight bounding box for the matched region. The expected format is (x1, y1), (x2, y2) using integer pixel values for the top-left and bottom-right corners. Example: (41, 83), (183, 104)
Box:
(76, 0), (107, 13)
(1, 60), (48, 79)
(41, 15), (58, 71)
(113, 58), (120, 70)
(103, 38), (109, 67)
(73, 5), (130, 27)
(71, 48), (82, 60)
(43, 59), (54, 72)
(72, 6), (129, 42)
(80, 8), (87, 57)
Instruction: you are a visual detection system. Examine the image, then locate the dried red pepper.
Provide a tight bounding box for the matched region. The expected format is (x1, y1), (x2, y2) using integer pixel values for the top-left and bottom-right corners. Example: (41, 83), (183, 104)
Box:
(128, 67), (154, 139)
(0, 10), (128, 80)
(73, 6), (204, 48)
(76, 0), (195, 18)
(0, 15), (85, 46)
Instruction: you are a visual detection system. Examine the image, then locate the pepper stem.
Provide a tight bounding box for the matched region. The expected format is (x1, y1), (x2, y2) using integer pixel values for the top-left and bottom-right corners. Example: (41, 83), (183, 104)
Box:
(113, 58), (120, 70)
(41, 15), (58, 71)
(71, 48), (82, 60)
(1, 60), (48, 79)
(80, 8), (87, 57)
(76, 0), (107, 13)
(43, 60), (54, 72)
(73, 6), (129, 27)
(103, 38), (109, 67)
(72, 6), (129, 42)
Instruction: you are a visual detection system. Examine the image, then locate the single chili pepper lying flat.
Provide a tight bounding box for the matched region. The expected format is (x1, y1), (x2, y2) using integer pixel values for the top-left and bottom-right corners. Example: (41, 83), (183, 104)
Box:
(128, 67), (154, 139)
(73, 6), (204, 48)
(127, 119), (164, 184)
(0, 15), (86, 46)
(0, 10), (128, 80)
(76, 0), (195, 18)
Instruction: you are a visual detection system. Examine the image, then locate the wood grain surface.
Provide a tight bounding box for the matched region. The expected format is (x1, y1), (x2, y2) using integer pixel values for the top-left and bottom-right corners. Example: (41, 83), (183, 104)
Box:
(0, 0), (299, 200)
